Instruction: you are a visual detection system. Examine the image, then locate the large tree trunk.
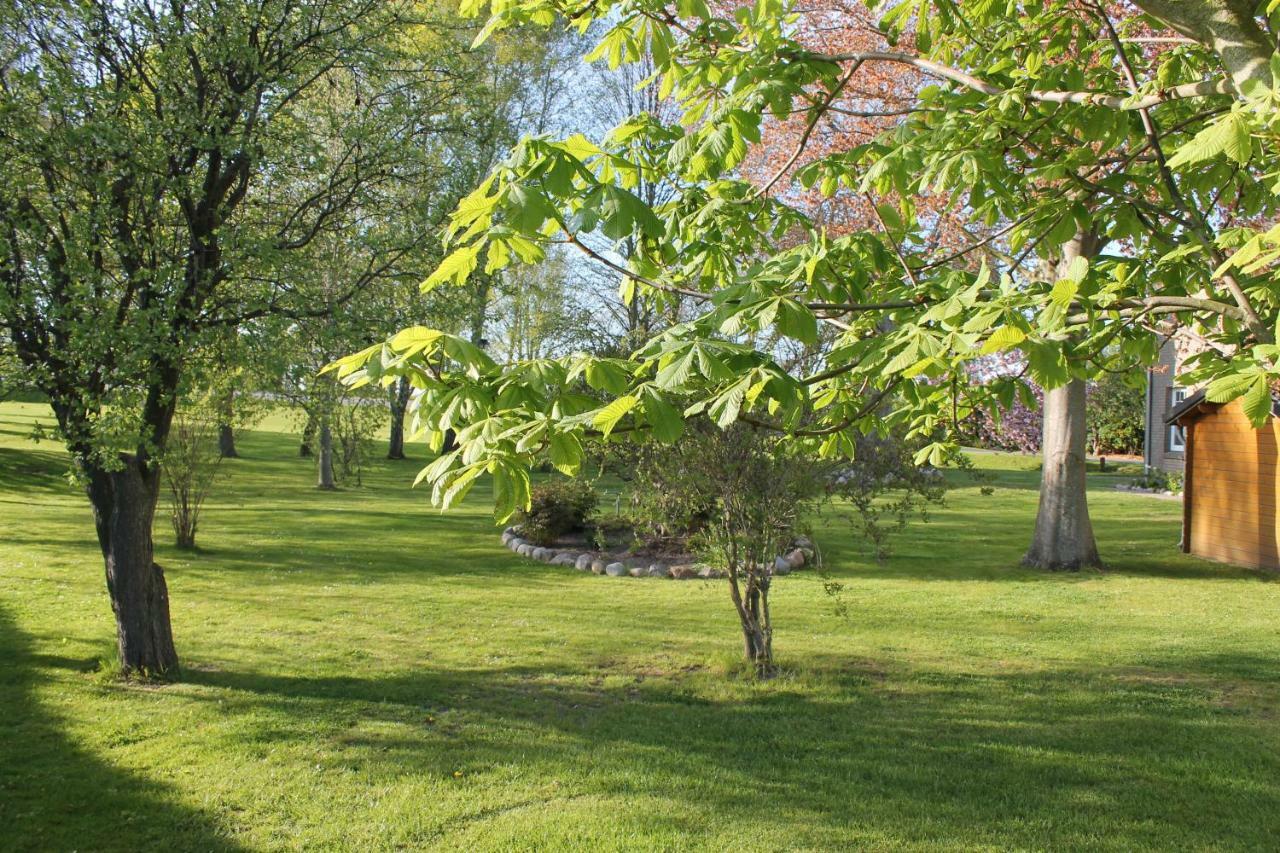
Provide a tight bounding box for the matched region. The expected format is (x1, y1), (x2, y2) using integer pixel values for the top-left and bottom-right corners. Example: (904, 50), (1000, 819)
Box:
(218, 423), (238, 459)
(387, 376), (411, 460)
(84, 457), (179, 676)
(317, 422), (336, 489)
(1025, 378), (1102, 570)
(1024, 230), (1103, 571)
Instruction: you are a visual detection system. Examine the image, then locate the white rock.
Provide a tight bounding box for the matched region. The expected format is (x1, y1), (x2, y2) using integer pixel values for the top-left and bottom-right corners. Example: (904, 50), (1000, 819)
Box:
(575, 553), (593, 571)
(605, 562), (628, 577)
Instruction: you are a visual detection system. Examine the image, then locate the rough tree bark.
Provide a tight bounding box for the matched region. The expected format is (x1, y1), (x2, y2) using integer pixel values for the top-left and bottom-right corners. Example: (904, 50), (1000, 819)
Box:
(317, 422), (336, 489)
(387, 376), (411, 460)
(84, 456), (179, 675)
(218, 423), (238, 459)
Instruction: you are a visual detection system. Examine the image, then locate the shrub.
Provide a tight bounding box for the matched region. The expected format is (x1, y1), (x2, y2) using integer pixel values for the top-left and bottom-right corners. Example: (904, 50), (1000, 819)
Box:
(1087, 373), (1145, 456)
(1130, 468), (1183, 493)
(828, 434), (948, 561)
(518, 478), (598, 545)
(161, 410), (224, 549)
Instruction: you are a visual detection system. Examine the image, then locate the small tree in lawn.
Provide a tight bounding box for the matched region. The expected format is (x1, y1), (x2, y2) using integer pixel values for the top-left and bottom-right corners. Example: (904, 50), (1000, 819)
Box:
(698, 429), (813, 676)
(630, 424), (815, 676)
(621, 421), (943, 677)
(161, 409), (224, 549)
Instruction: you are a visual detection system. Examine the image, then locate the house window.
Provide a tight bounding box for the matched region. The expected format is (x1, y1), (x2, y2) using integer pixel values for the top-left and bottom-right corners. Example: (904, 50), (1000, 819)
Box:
(1169, 388), (1187, 452)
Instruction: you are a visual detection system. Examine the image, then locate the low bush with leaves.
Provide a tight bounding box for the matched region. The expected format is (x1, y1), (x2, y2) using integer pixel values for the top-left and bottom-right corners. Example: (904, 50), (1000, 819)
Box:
(1087, 373), (1145, 456)
(1129, 468), (1183, 493)
(332, 396), (384, 486)
(827, 434), (948, 561)
(161, 410), (224, 549)
(518, 478), (599, 545)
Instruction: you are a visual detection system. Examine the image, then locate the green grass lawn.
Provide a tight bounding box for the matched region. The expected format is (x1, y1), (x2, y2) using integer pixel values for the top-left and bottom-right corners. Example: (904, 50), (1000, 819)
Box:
(1, 402), (1278, 851)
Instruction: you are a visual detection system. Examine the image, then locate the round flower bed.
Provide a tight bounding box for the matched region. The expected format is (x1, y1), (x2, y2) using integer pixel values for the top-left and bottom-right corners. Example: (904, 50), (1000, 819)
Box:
(500, 526), (814, 580)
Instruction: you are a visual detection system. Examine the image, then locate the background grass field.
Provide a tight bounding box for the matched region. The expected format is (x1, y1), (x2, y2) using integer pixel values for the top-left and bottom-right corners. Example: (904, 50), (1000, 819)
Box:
(1, 401), (1277, 850)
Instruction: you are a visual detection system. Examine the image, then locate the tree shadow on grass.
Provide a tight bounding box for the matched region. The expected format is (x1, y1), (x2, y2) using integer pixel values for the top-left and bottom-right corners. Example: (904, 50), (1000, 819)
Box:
(0, 447), (74, 495)
(177, 654), (1280, 849)
(0, 609), (245, 853)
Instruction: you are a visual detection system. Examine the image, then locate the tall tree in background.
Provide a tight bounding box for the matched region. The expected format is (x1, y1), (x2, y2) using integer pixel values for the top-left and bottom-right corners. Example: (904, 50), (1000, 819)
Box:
(0, 0), (471, 675)
(736, 0), (1111, 567)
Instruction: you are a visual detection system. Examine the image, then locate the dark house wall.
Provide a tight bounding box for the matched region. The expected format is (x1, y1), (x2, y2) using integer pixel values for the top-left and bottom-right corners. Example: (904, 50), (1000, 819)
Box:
(1145, 340), (1186, 473)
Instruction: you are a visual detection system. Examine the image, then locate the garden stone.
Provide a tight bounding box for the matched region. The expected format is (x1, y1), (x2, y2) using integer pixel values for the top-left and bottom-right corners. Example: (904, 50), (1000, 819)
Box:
(575, 553), (594, 571)
(517, 543), (534, 557)
(773, 556), (791, 575)
(785, 548), (806, 569)
(501, 530), (515, 546)
(697, 566), (725, 580)
(624, 556), (649, 570)
(552, 553), (578, 567)
(591, 559), (607, 575)
(507, 537), (525, 552)
(629, 566), (648, 578)
(531, 547), (549, 561)
(648, 562), (671, 578)
(605, 562), (628, 577)
(671, 566), (698, 580)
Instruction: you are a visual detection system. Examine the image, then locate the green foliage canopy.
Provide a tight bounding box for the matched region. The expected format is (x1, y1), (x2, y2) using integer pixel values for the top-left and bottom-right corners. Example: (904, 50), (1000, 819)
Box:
(332, 0), (1280, 521)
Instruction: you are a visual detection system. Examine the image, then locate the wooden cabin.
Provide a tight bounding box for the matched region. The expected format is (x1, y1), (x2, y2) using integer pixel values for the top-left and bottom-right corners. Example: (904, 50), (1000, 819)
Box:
(1168, 391), (1280, 571)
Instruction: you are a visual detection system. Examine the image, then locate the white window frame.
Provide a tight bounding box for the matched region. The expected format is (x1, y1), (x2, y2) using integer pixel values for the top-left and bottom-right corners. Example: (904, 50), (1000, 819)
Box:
(1169, 387), (1187, 453)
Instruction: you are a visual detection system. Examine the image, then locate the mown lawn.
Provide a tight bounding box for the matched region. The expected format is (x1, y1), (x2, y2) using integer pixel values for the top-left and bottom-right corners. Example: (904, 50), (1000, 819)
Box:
(1, 401), (1277, 851)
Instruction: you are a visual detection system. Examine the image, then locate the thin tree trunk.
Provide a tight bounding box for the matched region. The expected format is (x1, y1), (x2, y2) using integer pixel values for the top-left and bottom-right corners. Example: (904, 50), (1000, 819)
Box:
(725, 554), (776, 678)
(1024, 378), (1102, 570)
(299, 417), (315, 458)
(317, 422), (336, 489)
(218, 423), (238, 459)
(387, 376), (410, 460)
(84, 457), (179, 676)
(217, 390), (239, 458)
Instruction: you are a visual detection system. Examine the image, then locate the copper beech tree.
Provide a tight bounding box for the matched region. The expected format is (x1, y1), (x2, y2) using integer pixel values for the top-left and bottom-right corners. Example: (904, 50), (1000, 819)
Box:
(331, 0), (1280, 662)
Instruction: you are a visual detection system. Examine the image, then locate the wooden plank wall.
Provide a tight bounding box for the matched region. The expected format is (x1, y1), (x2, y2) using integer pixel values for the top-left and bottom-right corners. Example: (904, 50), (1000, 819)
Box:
(1188, 400), (1280, 570)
